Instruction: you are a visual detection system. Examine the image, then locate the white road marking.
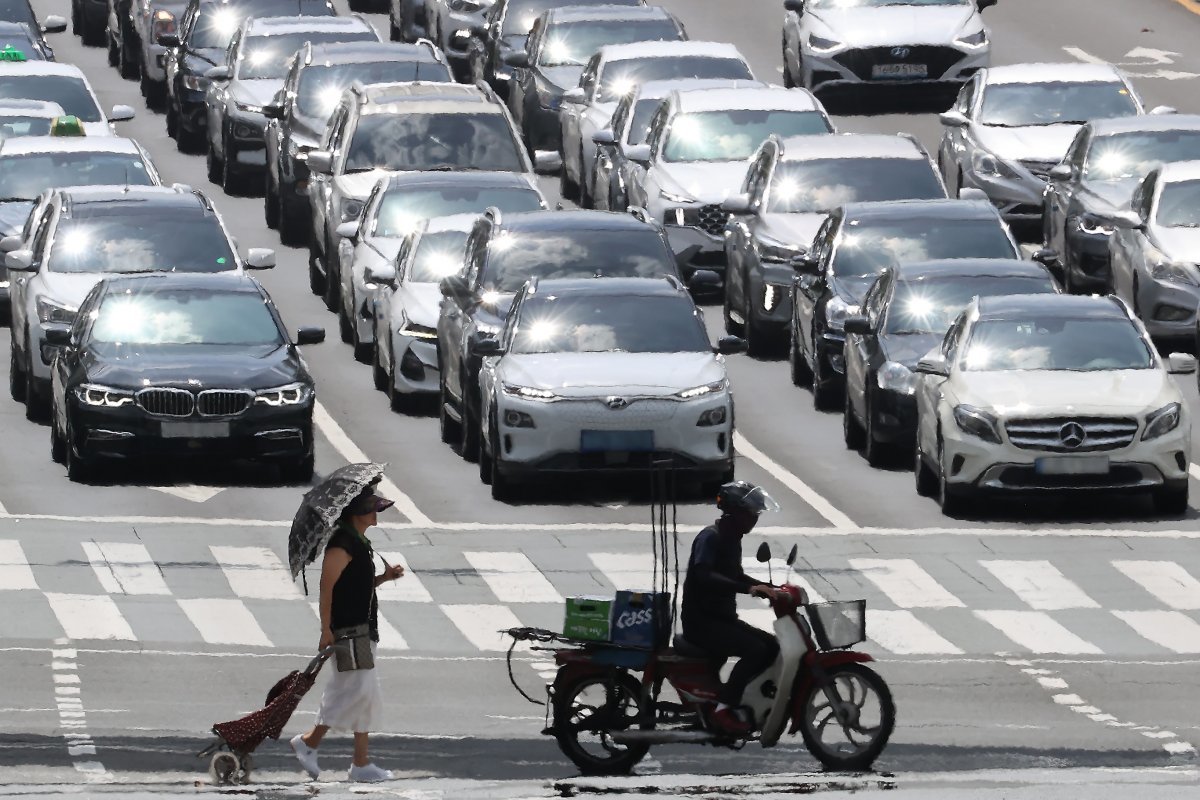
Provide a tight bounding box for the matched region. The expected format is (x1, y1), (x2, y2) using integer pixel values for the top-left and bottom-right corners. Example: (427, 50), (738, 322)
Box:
(465, 552), (563, 604)
(866, 609), (963, 655)
(313, 402), (432, 526)
(82, 542), (169, 596)
(375, 551), (432, 603)
(308, 602), (408, 651)
(210, 546), (301, 600)
(981, 560), (1099, 610)
(1113, 610), (1200, 653)
(1062, 46), (1108, 64)
(146, 485), (225, 503)
(1189, 463), (1200, 483)
(1114, 560), (1200, 610)
(590, 552), (658, 593)
(0, 539), (37, 590)
(44, 594), (135, 641)
(733, 432), (855, 528)
(977, 610), (1101, 654)
(441, 604), (525, 652)
(177, 598), (272, 647)
(849, 558), (964, 608)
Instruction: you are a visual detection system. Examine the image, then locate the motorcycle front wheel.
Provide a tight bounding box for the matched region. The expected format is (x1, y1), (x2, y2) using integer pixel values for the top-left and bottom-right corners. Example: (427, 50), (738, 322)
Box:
(799, 662), (895, 771)
(553, 671), (651, 776)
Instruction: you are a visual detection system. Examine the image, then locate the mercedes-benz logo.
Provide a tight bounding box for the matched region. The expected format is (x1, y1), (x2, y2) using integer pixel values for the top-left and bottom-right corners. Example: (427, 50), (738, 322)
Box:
(605, 396), (629, 410)
(1059, 422), (1086, 448)
(890, 46), (911, 58)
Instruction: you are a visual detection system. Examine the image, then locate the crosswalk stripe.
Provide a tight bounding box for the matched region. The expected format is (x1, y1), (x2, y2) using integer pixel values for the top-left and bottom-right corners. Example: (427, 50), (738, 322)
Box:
(441, 604), (524, 652)
(866, 609), (963, 655)
(849, 558), (964, 608)
(0, 539), (37, 590)
(375, 552), (432, 603)
(1112, 610), (1200, 653)
(975, 610), (1102, 654)
(591, 553), (662, 594)
(1112, 561), (1200, 609)
(177, 598), (272, 647)
(465, 552), (563, 604)
(44, 594), (135, 641)
(210, 546), (302, 600)
(308, 603), (408, 651)
(981, 560), (1099, 610)
(82, 542), (169, 596)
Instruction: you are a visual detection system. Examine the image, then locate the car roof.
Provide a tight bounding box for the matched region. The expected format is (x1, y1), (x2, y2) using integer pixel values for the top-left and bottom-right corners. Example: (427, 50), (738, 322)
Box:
(57, 185), (206, 208)
(0, 136), (142, 155)
(671, 86), (822, 113)
(981, 62), (1128, 85)
(1154, 159), (1200, 183)
(356, 81), (491, 111)
(779, 133), (922, 161)
(304, 41), (440, 64)
(423, 212), (484, 234)
(1090, 114), (1200, 136)
(499, 209), (656, 232)
(842, 199), (1002, 222)
(892, 259), (1052, 281)
(975, 293), (1127, 319)
(383, 170), (534, 190)
(545, 4), (672, 23)
(633, 78), (763, 101)
(100, 272), (262, 293)
(528, 277), (684, 298)
(599, 40), (744, 63)
(0, 62), (86, 77)
(244, 15), (371, 35)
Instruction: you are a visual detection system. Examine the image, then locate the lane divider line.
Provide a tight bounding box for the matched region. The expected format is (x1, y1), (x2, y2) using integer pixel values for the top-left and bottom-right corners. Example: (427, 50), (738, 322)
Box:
(733, 432), (856, 528)
(50, 639), (111, 782)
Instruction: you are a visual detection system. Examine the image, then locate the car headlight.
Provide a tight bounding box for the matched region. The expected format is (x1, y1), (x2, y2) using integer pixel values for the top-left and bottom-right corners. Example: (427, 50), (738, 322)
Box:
(1150, 260), (1200, 287)
(181, 74), (206, 91)
(234, 101), (263, 114)
(971, 150), (1018, 180)
(757, 235), (804, 264)
(75, 384), (134, 408)
(677, 380), (726, 400)
(808, 34), (842, 52)
(1075, 214), (1114, 236)
(877, 361), (916, 396)
(340, 198), (365, 222)
(36, 296), (77, 325)
(254, 382), (313, 406)
(448, 0), (482, 11)
(1143, 402), (1182, 441)
(502, 383), (556, 401)
(659, 188), (695, 204)
(398, 316), (437, 340)
(825, 295), (857, 332)
(955, 29), (987, 47)
(953, 403), (1002, 444)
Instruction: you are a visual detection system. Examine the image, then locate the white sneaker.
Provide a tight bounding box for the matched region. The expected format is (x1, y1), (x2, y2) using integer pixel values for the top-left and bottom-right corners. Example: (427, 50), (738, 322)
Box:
(348, 762), (394, 782)
(289, 734), (320, 779)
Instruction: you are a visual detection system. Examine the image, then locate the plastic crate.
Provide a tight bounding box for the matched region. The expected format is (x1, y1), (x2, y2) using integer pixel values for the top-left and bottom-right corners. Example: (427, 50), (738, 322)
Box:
(806, 600), (866, 650)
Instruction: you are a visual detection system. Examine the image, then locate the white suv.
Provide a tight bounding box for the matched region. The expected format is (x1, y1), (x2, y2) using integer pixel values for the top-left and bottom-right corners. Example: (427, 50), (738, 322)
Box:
(913, 293), (1195, 517)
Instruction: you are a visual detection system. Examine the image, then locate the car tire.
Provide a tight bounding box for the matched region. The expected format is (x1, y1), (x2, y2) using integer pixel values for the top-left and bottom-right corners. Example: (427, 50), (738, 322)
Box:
(372, 344), (388, 391)
(389, 16), (402, 41)
(438, 374), (460, 444)
(322, 240), (340, 312)
(387, 371), (415, 414)
(842, 389), (864, 450)
(863, 391), (886, 468)
(459, 372), (479, 463)
(177, 118), (203, 153)
(265, 178), (280, 229)
(811, 345), (837, 411)
(1153, 484), (1189, 517)
(578, 147), (593, 208)
(338, 301), (353, 343)
(279, 200), (308, 247)
(222, 136), (249, 196)
(936, 436), (966, 516)
(9, 345), (25, 402)
(914, 438), (937, 497)
(166, 100), (179, 138)
(308, 239), (325, 295)
(50, 413), (66, 464)
(789, 327), (811, 387)
(64, 418), (91, 483)
(141, 70), (165, 111)
(743, 292), (767, 357)
(279, 452), (315, 484)
(206, 139), (223, 185)
(782, 38), (795, 88)
(71, 1), (81, 35)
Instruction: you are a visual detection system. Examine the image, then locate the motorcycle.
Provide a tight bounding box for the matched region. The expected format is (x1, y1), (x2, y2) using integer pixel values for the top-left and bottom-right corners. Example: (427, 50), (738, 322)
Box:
(509, 543), (894, 776)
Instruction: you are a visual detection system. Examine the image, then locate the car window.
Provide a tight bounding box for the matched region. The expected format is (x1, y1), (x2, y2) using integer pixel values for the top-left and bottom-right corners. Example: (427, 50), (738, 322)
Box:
(538, 19), (682, 67)
(1155, 178), (1200, 228)
(510, 294), (710, 354)
(0, 114), (54, 137)
(597, 56), (753, 103)
(295, 61), (452, 118)
(0, 30), (42, 60)
(0, 75), (102, 121)
(832, 217), (1017, 279)
(238, 31), (378, 80)
(766, 157), (944, 213)
(0, 153), (155, 201)
(954, 75), (976, 116)
(625, 96), (660, 146)
(885, 274), (1059, 335)
(961, 316), (1153, 371)
(661, 109), (831, 162)
(977, 82), (1138, 127)
(407, 230), (470, 282)
(1083, 130), (1200, 180)
(47, 210), (236, 274)
(90, 289), (285, 346)
(942, 314), (964, 361)
(373, 185), (542, 236)
(482, 228), (674, 292)
(345, 113), (525, 173)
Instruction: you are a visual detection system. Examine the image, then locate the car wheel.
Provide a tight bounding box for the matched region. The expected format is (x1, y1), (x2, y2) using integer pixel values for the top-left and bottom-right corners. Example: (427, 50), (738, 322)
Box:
(265, 177), (280, 229)
(743, 292), (766, 357)
(222, 136), (249, 195)
(459, 372), (480, 463)
(842, 389), (864, 450)
(811, 345), (837, 411)
(579, 147), (593, 208)
(322, 241), (340, 312)
(1152, 483), (1189, 517)
(50, 409), (66, 464)
(863, 391), (886, 468)
(723, 281), (744, 336)
(914, 437), (937, 497)
(9, 345), (25, 402)
(140, 68), (165, 110)
(936, 436), (966, 517)
(387, 369), (415, 414)
(1130, 275), (1142, 318)
(478, 409), (494, 485)
(119, 36), (139, 80)
(278, 452), (315, 484)
(789, 327), (811, 387)
(71, 1), (80, 35)
(372, 342), (388, 391)
(64, 418), (90, 483)
(106, 33), (119, 64)
(206, 139), (223, 185)
(489, 423), (517, 502)
(389, 16), (401, 41)
(338, 299), (353, 344)
(438, 373), (460, 444)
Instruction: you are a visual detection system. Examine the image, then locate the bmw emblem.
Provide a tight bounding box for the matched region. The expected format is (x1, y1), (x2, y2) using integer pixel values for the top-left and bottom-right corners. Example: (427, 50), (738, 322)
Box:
(890, 46), (911, 58)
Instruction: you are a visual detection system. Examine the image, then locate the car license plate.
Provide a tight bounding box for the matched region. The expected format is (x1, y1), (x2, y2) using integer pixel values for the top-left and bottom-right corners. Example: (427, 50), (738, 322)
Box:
(1034, 456), (1109, 475)
(872, 63), (927, 79)
(580, 430), (654, 453)
(161, 421), (230, 439)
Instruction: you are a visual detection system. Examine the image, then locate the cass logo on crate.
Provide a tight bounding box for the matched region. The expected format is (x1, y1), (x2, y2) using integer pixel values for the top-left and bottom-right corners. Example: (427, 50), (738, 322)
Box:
(611, 590), (672, 648)
(616, 608), (655, 629)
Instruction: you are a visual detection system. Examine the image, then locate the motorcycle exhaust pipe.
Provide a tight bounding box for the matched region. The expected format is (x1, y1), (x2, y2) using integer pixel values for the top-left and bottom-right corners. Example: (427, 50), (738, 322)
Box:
(609, 730), (720, 745)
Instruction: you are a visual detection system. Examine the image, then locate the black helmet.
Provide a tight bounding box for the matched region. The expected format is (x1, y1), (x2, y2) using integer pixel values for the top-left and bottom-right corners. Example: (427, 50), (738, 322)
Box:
(716, 481), (781, 515)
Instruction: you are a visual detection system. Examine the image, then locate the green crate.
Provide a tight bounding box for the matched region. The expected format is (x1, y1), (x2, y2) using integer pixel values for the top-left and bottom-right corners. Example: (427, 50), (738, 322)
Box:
(564, 596), (613, 642)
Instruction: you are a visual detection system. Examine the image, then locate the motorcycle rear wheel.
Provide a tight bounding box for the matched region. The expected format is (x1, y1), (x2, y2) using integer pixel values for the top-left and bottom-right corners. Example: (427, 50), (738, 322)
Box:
(553, 672), (651, 776)
(798, 662), (894, 771)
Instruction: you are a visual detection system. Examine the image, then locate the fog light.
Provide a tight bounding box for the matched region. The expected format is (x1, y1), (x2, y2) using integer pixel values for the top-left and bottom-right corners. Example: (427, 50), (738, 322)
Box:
(234, 121), (257, 139)
(399, 349), (425, 381)
(503, 409), (535, 428)
(696, 407), (727, 427)
(1153, 304), (1192, 322)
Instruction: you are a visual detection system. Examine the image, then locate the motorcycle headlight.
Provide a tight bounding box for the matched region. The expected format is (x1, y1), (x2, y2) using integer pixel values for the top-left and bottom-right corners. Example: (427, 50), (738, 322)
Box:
(234, 101), (264, 114)
(36, 296), (77, 325)
(340, 198), (365, 223)
(955, 29), (987, 47)
(503, 383), (556, 401)
(757, 235), (805, 264)
(1150, 260), (1200, 287)
(1075, 214), (1114, 236)
(677, 380), (726, 400)
(75, 384), (134, 408)
(1143, 402), (1182, 441)
(877, 361), (916, 396)
(398, 316), (437, 340)
(825, 296), (857, 332)
(953, 403), (1002, 444)
(971, 150), (1018, 180)
(254, 382), (313, 406)
(181, 74), (206, 91)
(659, 188), (695, 204)
(808, 34), (842, 52)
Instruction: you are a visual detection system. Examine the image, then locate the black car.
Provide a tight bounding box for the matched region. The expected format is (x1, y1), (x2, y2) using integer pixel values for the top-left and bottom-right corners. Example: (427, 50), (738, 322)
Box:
(790, 199), (1033, 410)
(160, 0), (335, 152)
(0, 20), (64, 60)
(436, 208), (690, 461)
(842, 258), (1060, 465)
(505, 4), (683, 155)
(264, 40), (452, 245)
(49, 272), (324, 482)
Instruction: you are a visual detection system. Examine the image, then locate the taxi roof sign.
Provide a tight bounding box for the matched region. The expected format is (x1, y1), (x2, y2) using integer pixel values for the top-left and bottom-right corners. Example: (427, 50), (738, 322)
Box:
(49, 115), (85, 136)
(0, 45), (26, 62)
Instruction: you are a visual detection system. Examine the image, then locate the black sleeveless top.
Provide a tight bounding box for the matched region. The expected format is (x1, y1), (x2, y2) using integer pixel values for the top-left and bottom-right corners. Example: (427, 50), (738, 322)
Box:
(326, 523), (379, 642)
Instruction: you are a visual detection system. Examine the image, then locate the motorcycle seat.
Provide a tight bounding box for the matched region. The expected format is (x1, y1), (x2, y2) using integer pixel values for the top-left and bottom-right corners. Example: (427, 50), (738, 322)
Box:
(672, 635), (711, 659)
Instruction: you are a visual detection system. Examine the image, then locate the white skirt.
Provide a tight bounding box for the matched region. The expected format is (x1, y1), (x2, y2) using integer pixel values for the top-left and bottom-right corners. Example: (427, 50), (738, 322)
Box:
(314, 643), (383, 733)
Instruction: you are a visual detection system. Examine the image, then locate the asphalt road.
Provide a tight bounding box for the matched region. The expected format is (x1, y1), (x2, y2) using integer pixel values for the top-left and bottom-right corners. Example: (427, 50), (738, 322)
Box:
(4, 0), (1200, 797)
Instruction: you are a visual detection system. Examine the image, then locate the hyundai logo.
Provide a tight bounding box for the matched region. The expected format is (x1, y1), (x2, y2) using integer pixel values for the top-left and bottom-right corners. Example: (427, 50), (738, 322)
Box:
(1059, 422), (1086, 448)
(606, 396), (630, 410)
(890, 46), (911, 58)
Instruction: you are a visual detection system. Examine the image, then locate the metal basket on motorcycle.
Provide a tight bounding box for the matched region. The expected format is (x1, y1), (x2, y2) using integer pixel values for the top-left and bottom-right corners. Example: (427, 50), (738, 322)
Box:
(804, 599), (867, 650)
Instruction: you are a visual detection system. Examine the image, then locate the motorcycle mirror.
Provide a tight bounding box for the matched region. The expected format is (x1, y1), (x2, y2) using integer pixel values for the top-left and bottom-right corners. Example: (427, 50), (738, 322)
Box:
(755, 542), (772, 562)
(786, 544), (798, 567)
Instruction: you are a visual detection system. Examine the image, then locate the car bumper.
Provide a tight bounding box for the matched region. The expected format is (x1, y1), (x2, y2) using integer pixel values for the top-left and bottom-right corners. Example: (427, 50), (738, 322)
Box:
(391, 335), (439, 395)
(870, 389), (917, 443)
(805, 43), (988, 90)
(961, 169), (1046, 227)
(1065, 227), (1113, 289)
(663, 218), (728, 271)
(1136, 276), (1200, 339)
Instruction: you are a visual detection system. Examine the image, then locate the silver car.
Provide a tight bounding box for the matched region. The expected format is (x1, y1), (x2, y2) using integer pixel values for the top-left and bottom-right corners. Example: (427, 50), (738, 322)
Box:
(1108, 160), (1200, 340)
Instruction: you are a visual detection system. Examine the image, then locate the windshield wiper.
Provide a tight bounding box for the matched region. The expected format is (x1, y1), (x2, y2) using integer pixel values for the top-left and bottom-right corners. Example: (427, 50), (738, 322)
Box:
(0, 196), (33, 202)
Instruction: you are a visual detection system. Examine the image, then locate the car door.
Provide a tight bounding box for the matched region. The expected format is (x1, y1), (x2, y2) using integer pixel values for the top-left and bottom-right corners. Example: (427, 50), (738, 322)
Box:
(562, 54), (599, 178)
(1046, 127), (1088, 254)
(794, 214), (836, 362)
(267, 59), (298, 187)
(1125, 172), (1158, 309)
(845, 271), (885, 421)
(916, 313), (963, 461)
(629, 101), (670, 211)
(592, 94), (630, 210)
(51, 284), (99, 428)
(11, 200), (53, 357)
(377, 230), (414, 374)
(206, 29), (240, 151)
(506, 16), (537, 128)
(311, 103), (348, 254)
(439, 225), (484, 404)
(940, 74), (978, 191)
(729, 147), (772, 313)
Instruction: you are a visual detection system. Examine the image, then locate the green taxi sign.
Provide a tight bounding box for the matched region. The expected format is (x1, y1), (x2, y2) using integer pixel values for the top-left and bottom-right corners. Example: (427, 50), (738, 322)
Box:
(0, 45), (26, 62)
(49, 115), (85, 137)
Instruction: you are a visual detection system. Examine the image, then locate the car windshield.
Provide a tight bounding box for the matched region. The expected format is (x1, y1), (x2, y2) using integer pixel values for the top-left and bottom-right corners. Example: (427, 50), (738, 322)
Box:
(239, 31), (377, 80)
(484, 229), (672, 292)
(811, 0), (969, 7)
(961, 316), (1153, 371)
(345, 113), (525, 173)
(510, 294), (709, 354)
(0, 114), (52, 137)
(598, 57), (752, 103)
(1156, 179), (1200, 228)
(0, 32), (41, 60)
(0, 75), (101, 121)
(884, 275), (1057, 335)
(91, 289), (283, 346)
(662, 110), (830, 162)
(539, 19), (680, 67)
(1084, 130), (1200, 180)
(48, 212), (236, 274)
(191, 6), (247, 48)
(0, 0), (36, 27)
(295, 61), (452, 118)
(408, 230), (469, 282)
(833, 217), (1016, 279)
(978, 81), (1139, 127)
(0, 153), (154, 201)
(767, 158), (944, 213)
(374, 185), (542, 236)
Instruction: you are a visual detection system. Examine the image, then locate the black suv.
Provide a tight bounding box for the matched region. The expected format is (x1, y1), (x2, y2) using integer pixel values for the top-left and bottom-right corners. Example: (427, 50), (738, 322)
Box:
(436, 208), (682, 460)
(160, 0), (334, 152)
(263, 40), (451, 245)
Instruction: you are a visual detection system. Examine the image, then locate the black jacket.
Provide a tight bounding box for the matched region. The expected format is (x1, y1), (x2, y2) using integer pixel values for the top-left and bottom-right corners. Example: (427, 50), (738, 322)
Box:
(681, 524), (756, 630)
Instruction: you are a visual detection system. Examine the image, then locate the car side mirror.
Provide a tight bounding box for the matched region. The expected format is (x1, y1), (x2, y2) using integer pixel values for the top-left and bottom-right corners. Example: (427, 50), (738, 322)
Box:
(938, 110), (969, 128)
(1048, 163), (1072, 181)
(915, 353), (949, 377)
(4, 249), (34, 271)
(843, 315), (871, 335)
(204, 65), (231, 81)
(43, 325), (71, 346)
(502, 51), (528, 68)
(533, 150), (561, 174)
(0, 235), (21, 253)
(715, 335), (748, 356)
(1031, 247), (1059, 267)
(335, 220), (359, 239)
(245, 248), (275, 269)
(755, 542), (772, 562)
(108, 104), (135, 122)
(783, 0), (804, 12)
(295, 327), (325, 345)
(1148, 105), (1177, 115)
(41, 15), (68, 33)
(562, 87), (585, 104)
(470, 336), (504, 357)
(157, 32), (180, 47)
(306, 150), (333, 175)
(592, 128), (616, 145)
(625, 143), (651, 165)
(365, 264), (396, 288)
(721, 193), (753, 214)
(263, 103), (283, 120)
(1167, 352), (1197, 375)
(687, 269), (721, 294)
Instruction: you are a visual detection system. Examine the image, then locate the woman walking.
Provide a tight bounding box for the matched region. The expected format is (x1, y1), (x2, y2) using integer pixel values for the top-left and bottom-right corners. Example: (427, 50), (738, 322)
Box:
(290, 488), (405, 782)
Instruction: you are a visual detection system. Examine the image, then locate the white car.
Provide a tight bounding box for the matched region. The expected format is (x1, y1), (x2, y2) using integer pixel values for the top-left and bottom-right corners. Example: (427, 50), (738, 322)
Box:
(913, 293), (1195, 517)
(0, 62), (134, 136)
(476, 276), (745, 500)
(0, 99), (66, 138)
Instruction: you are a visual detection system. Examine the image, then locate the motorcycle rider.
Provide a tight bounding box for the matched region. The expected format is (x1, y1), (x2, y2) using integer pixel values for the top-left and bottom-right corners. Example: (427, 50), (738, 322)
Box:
(680, 480), (783, 735)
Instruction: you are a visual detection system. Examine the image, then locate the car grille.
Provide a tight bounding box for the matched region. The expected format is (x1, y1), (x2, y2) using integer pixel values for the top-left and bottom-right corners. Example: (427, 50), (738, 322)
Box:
(1019, 159), (1057, 180)
(136, 387), (195, 418)
(1005, 416), (1138, 453)
(833, 45), (965, 81)
(555, 399), (679, 425)
(684, 204), (727, 237)
(197, 389), (252, 417)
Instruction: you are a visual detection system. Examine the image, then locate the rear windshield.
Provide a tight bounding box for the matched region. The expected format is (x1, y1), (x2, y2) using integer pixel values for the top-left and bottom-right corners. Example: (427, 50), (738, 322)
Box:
(48, 212), (235, 274)
(884, 274), (1058, 335)
(0, 114), (53, 137)
(598, 56), (752, 102)
(345, 113), (525, 173)
(374, 184), (542, 237)
(833, 217), (1016, 280)
(0, 75), (101, 122)
(484, 228), (673, 292)
(239, 31), (378, 80)
(767, 158), (944, 213)
(295, 60), (452, 117)
(0, 153), (154, 201)
(511, 294), (709, 354)
(539, 19), (681, 67)
(661, 109), (831, 162)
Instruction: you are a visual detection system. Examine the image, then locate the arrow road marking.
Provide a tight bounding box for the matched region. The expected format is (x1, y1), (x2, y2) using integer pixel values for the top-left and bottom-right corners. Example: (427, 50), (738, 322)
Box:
(147, 485), (226, 503)
(1063, 46), (1199, 79)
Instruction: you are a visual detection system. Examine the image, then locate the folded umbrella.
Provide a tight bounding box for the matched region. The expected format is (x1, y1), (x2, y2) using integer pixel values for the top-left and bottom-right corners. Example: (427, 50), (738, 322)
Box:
(289, 462), (387, 592)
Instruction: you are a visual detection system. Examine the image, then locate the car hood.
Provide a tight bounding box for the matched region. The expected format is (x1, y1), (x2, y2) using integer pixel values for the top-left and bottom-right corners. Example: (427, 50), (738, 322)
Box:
(760, 212), (826, 249)
(83, 342), (303, 391)
(396, 282), (441, 327)
(956, 368), (1177, 414)
(0, 200), (34, 237)
(499, 352), (723, 397)
(231, 79), (282, 107)
(658, 161), (752, 203)
(880, 332), (943, 367)
(37, 272), (111, 309)
(335, 170), (389, 199)
(975, 124), (1078, 163)
(364, 236), (404, 265)
(1079, 177), (1139, 213)
(831, 275), (877, 306)
(541, 66), (584, 92)
(811, 5), (978, 47)
(289, 113), (325, 144)
(1153, 226), (1200, 260)
(185, 48), (222, 70)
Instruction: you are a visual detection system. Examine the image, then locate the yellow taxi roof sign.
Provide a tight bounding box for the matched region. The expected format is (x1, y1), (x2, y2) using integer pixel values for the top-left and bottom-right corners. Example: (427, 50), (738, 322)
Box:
(49, 115), (86, 136)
